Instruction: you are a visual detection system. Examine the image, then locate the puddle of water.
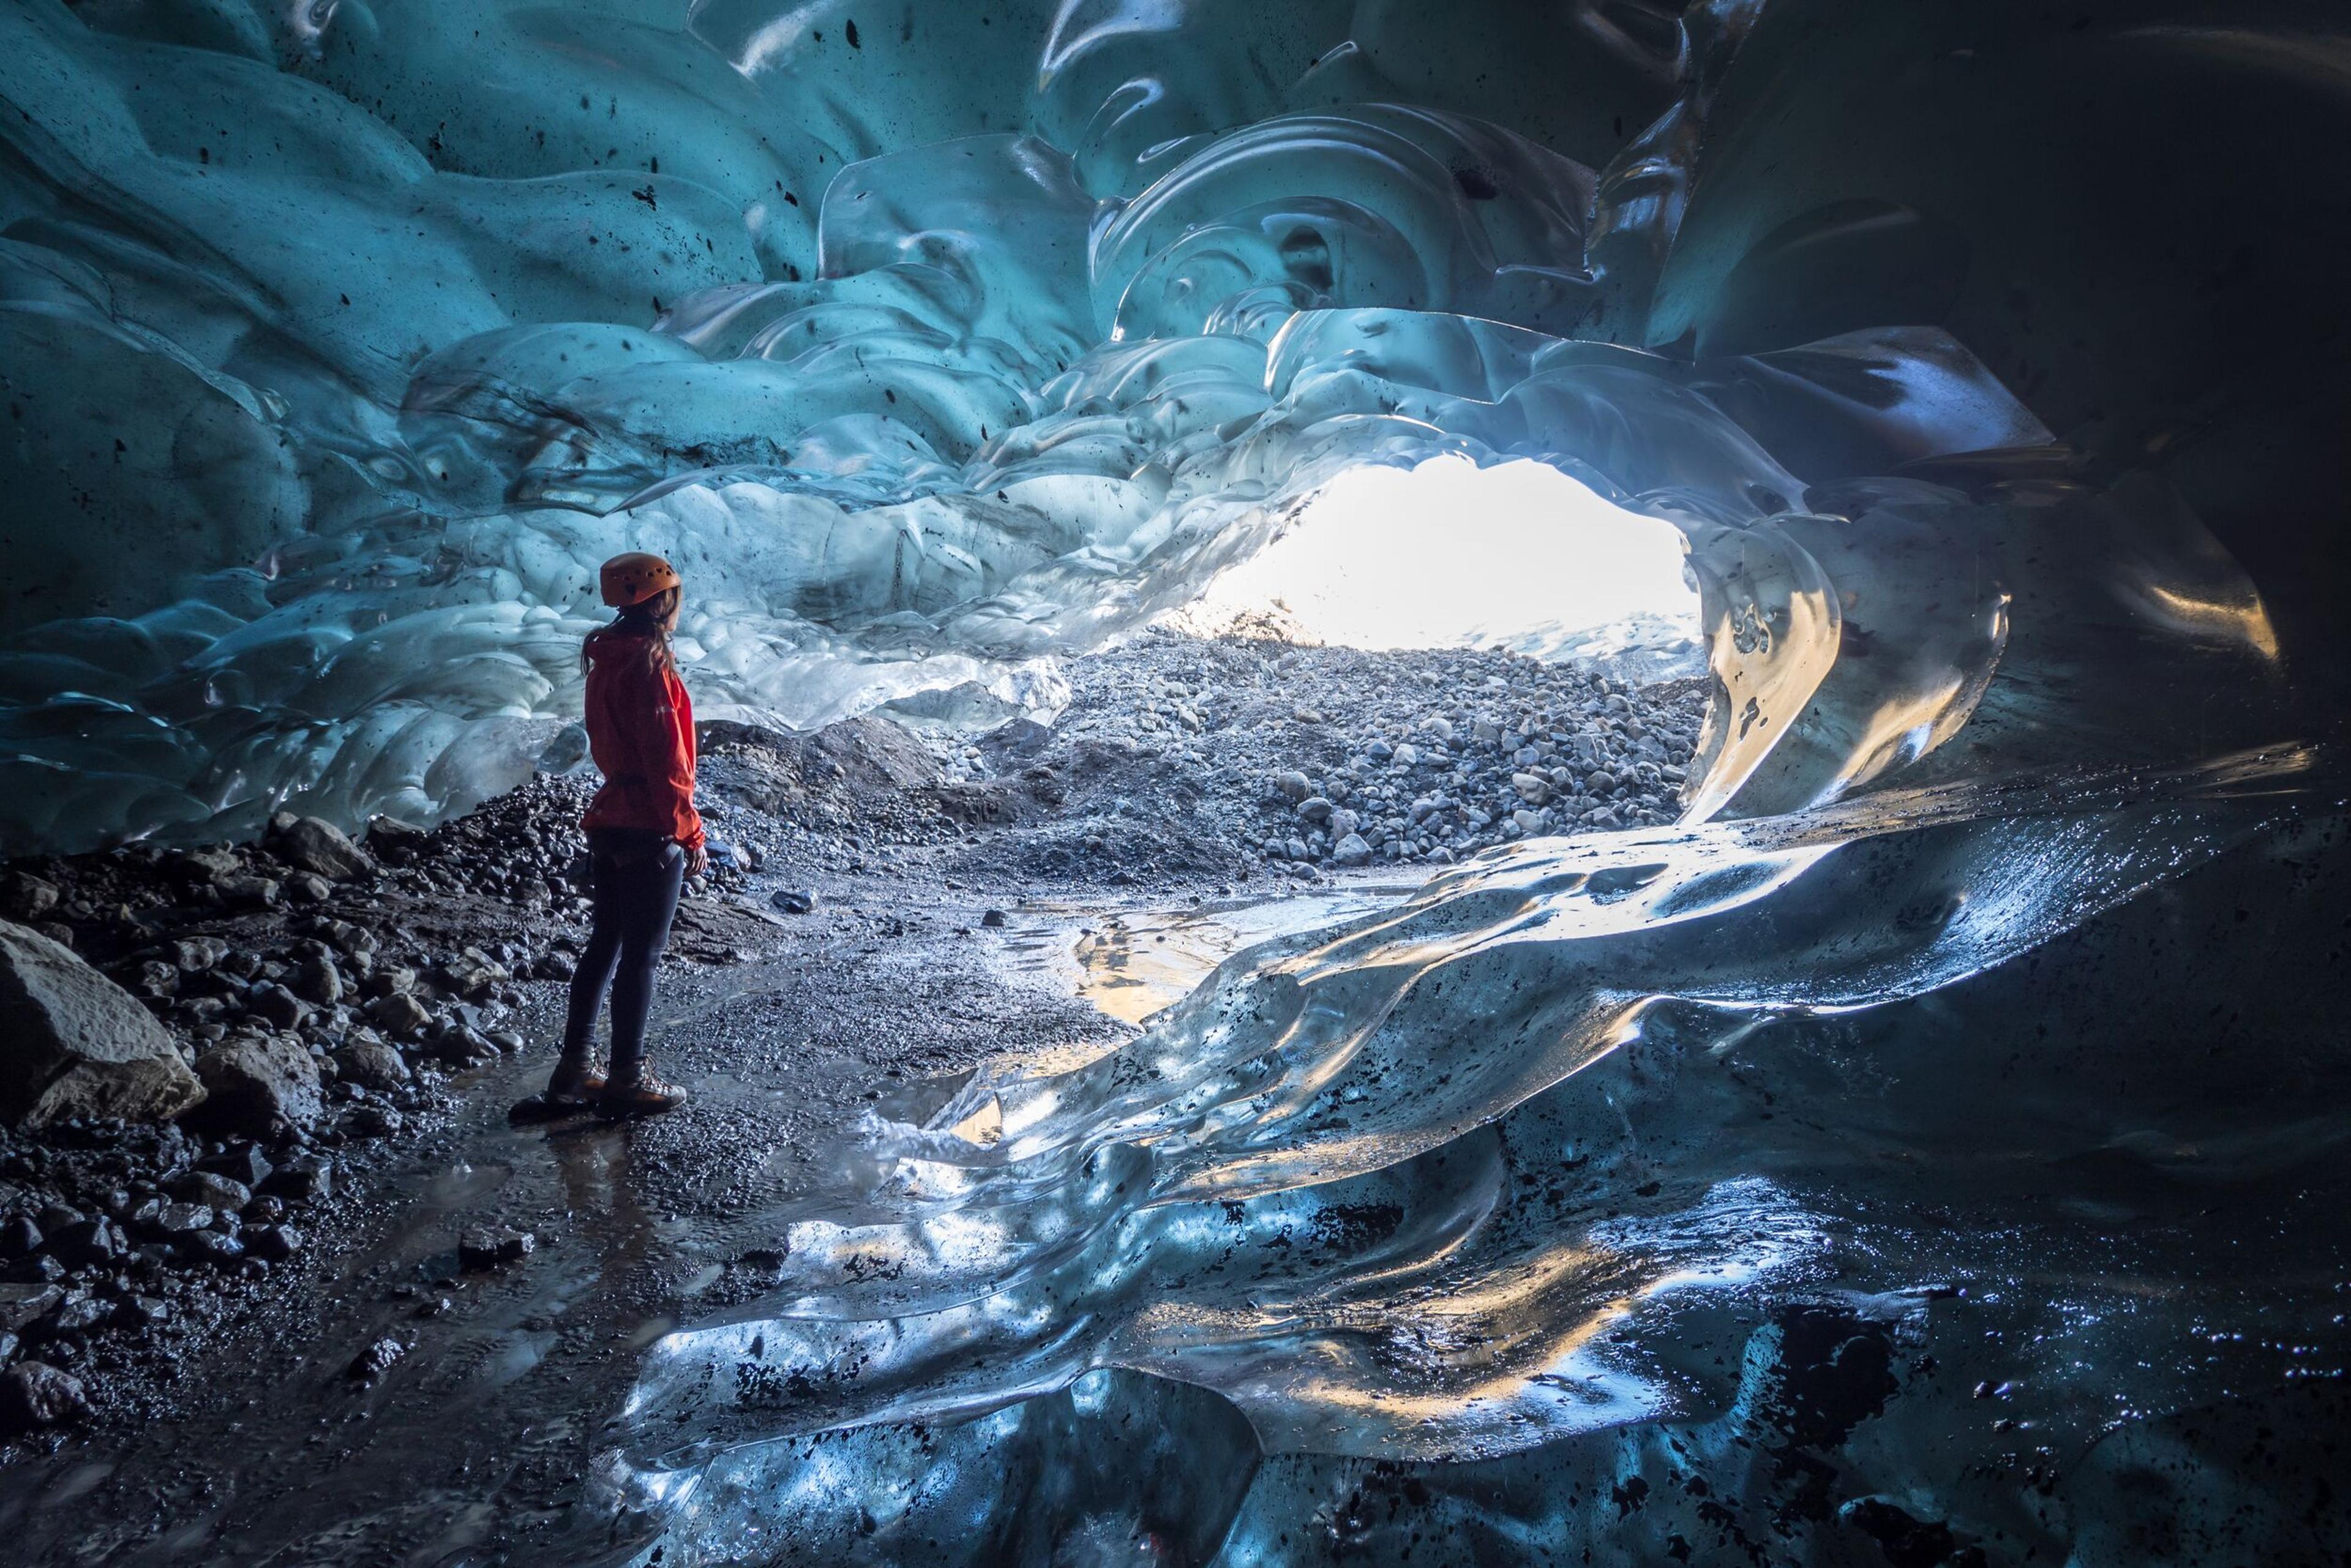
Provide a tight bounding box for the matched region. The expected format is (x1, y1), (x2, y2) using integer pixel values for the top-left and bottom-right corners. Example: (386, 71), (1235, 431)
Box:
(992, 878), (1428, 1034)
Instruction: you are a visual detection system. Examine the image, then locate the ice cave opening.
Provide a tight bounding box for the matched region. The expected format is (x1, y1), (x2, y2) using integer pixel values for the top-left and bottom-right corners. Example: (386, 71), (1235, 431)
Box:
(1180, 456), (1701, 674)
(1, 0), (2348, 1563)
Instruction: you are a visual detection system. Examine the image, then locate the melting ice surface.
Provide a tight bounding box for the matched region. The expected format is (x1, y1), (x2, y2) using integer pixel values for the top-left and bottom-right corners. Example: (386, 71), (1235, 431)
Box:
(611, 748), (2349, 1564)
(3, 1), (2347, 1561)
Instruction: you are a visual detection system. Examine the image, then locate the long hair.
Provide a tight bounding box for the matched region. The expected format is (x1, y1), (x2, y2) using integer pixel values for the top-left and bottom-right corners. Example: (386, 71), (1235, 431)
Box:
(582, 585), (680, 679)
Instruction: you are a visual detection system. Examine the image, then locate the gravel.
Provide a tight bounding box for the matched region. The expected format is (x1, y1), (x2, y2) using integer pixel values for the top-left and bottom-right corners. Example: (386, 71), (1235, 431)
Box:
(949, 628), (1706, 887)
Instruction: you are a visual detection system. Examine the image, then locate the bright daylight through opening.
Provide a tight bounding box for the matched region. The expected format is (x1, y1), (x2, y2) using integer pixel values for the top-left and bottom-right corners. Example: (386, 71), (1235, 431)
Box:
(1181, 458), (1701, 671)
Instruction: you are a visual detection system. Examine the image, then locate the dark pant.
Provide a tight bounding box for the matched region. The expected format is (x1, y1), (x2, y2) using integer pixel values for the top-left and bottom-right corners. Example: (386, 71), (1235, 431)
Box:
(561, 830), (684, 1084)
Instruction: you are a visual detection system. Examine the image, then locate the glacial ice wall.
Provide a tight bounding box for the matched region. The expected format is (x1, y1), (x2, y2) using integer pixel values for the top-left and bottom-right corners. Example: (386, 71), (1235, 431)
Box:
(5, 0), (2242, 855)
(7, 2), (2351, 1559)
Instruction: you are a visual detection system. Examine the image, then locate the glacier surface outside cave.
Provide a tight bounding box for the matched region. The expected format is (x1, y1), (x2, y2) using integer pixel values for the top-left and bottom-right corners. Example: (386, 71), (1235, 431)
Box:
(6, 0), (2351, 1562)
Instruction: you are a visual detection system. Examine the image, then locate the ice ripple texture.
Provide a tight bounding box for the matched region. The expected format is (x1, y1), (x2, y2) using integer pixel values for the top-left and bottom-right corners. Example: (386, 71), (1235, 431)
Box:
(617, 745), (2346, 1562)
(4, 0), (2061, 850)
(6, 2), (2350, 1561)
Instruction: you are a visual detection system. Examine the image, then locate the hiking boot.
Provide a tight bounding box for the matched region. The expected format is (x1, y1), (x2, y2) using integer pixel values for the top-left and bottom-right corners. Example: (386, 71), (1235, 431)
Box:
(545, 1059), (607, 1105)
(599, 1073), (688, 1119)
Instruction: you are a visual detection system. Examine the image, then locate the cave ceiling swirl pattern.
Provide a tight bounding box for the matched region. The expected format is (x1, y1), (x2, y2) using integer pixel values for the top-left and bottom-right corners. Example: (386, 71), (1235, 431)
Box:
(4, 1), (2349, 1562)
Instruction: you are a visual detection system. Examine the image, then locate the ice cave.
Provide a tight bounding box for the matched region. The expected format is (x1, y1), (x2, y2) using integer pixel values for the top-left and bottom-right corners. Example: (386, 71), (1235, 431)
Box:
(0, 0), (2346, 1563)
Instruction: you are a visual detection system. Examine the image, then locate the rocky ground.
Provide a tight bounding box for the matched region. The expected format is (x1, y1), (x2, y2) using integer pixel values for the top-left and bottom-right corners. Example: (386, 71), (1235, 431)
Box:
(0, 630), (1709, 1458)
(942, 628), (1705, 887)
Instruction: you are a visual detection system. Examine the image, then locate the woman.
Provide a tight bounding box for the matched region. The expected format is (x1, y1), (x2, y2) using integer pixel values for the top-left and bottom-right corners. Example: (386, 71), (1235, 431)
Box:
(549, 551), (705, 1117)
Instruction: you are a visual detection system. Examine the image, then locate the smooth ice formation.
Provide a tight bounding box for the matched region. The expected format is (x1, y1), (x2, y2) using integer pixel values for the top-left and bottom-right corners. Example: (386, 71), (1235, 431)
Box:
(6, 0), (2350, 1562)
(0, 0), (2063, 852)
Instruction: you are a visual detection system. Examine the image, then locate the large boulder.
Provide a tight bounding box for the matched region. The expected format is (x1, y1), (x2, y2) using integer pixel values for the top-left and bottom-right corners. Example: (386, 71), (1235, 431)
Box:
(0, 920), (204, 1129)
(187, 1035), (323, 1138)
(267, 813), (375, 881)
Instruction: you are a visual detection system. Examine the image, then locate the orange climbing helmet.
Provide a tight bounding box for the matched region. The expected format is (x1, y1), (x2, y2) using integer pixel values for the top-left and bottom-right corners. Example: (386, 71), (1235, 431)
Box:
(599, 551), (681, 608)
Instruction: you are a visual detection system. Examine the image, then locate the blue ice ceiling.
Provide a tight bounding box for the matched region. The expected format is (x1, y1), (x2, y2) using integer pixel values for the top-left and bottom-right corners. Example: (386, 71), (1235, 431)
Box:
(14, 0), (2339, 853)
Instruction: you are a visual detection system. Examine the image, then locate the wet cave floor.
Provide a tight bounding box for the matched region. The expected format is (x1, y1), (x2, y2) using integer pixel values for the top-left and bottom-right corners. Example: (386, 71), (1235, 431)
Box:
(0, 866), (1344, 1565)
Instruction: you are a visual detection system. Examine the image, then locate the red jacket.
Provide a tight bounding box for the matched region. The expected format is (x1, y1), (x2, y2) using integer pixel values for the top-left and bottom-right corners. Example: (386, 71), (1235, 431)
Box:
(579, 628), (704, 851)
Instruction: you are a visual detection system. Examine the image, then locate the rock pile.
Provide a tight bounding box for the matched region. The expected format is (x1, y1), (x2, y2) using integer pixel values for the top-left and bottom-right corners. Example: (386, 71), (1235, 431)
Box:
(0, 1114), (329, 1382)
(1249, 664), (1702, 870)
(962, 630), (1708, 885)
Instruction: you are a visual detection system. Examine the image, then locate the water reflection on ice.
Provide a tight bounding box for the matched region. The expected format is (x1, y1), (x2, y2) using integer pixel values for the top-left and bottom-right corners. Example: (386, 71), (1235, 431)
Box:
(994, 881), (1429, 1033)
(595, 744), (2345, 1566)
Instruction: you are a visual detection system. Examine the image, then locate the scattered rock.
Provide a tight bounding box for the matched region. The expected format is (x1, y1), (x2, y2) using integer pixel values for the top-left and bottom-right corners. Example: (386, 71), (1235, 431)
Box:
(214, 874), (280, 910)
(333, 1041), (410, 1092)
(188, 1036), (324, 1137)
(343, 1102), (404, 1138)
(44, 1292), (112, 1335)
(364, 992), (433, 1038)
(421, 1024), (497, 1069)
(0, 1285), (64, 1335)
(365, 816), (429, 853)
(261, 1156), (333, 1204)
(980, 909), (1008, 928)
(113, 1294), (171, 1329)
(366, 964), (416, 998)
(347, 1337), (405, 1382)
(0, 1215), (41, 1258)
(284, 872), (333, 904)
(171, 1170), (252, 1209)
(203, 1142), (273, 1188)
(0, 1362), (89, 1433)
(443, 948), (509, 1000)
(289, 955), (343, 1007)
(458, 1226), (535, 1270)
(146, 1202), (216, 1240)
(1332, 833), (1373, 868)
(246, 984), (310, 1032)
(1, 874), (60, 923)
(268, 814), (377, 882)
(176, 1229), (245, 1267)
(241, 1223), (302, 1262)
(0, 919), (206, 1130)
(771, 889), (816, 915)
(168, 936), (230, 973)
(45, 1217), (125, 1269)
